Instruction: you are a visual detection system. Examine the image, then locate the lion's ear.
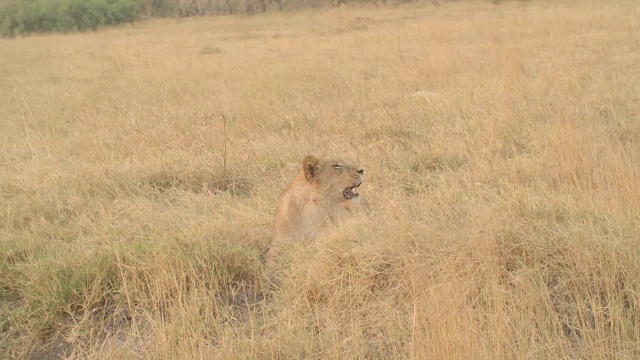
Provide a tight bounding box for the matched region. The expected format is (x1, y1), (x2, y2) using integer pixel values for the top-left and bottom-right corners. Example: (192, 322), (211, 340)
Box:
(303, 155), (320, 182)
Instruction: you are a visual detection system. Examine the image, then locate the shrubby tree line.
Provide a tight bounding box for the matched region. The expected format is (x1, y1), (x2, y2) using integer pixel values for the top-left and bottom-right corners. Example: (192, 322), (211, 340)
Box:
(0, 0), (140, 36)
(138, 0), (365, 18)
(1, 0), (436, 36)
(141, 0), (270, 17)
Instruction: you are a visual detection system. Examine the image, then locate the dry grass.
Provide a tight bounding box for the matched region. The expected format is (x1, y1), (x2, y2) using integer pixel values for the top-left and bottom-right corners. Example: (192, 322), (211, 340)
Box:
(1, 0), (640, 358)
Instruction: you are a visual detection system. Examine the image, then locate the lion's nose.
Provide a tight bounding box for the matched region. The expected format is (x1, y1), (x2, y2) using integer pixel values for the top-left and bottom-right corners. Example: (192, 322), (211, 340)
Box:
(357, 169), (364, 175)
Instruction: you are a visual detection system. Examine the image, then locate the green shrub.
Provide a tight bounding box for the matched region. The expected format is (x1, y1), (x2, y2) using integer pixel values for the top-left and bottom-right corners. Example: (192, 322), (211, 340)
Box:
(0, 0), (140, 36)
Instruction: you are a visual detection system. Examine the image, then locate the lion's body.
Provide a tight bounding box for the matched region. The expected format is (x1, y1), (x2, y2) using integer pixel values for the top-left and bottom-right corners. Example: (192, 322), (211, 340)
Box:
(266, 155), (369, 272)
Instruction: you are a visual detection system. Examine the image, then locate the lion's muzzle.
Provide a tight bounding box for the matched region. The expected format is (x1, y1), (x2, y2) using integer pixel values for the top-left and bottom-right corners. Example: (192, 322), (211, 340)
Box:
(342, 181), (362, 200)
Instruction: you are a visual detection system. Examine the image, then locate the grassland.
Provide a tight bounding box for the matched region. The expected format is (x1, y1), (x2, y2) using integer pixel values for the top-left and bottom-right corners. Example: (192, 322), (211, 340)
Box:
(1, 1), (640, 358)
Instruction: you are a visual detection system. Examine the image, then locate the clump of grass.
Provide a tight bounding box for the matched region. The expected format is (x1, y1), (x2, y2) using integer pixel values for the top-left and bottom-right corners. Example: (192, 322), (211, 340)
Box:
(200, 46), (222, 55)
(410, 154), (469, 174)
(142, 171), (253, 196)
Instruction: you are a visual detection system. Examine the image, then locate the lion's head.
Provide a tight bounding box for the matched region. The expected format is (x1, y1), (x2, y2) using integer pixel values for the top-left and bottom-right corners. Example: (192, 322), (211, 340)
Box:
(302, 155), (364, 201)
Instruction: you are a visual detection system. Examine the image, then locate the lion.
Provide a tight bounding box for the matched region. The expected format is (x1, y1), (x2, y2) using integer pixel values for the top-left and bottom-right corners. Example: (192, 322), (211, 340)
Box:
(266, 155), (370, 274)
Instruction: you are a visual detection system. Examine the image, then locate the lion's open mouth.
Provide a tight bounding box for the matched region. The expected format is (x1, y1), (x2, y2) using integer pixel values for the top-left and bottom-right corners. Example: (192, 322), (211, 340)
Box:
(342, 182), (361, 200)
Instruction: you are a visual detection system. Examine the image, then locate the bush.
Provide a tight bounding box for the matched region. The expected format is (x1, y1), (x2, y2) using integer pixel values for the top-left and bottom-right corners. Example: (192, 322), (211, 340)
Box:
(0, 0), (140, 37)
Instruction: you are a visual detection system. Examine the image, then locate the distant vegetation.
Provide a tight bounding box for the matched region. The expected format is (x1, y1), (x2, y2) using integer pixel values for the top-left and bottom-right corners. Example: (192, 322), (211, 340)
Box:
(0, 0), (434, 37)
(0, 0), (140, 36)
(143, 0), (440, 17)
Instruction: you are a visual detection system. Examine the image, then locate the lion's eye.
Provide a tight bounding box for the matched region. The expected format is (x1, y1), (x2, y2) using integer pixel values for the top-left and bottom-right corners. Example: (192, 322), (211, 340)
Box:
(332, 164), (343, 169)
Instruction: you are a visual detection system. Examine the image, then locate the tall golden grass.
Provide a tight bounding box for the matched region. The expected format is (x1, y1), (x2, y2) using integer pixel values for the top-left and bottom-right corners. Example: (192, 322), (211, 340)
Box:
(1, 1), (639, 358)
